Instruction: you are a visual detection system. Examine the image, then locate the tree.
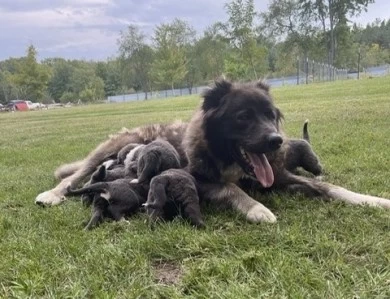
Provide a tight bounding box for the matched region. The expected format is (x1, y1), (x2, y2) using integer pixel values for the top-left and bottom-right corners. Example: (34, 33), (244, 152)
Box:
(218, 0), (268, 79)
(152, 19), (194, 93)
(95, 59), (123, 97)
(46, 58), (73, 101)
(9, 45), (50, 101)
(261, 0), (320, 59)
(118, 25), (154, 99)
(299, 0), (375, 65)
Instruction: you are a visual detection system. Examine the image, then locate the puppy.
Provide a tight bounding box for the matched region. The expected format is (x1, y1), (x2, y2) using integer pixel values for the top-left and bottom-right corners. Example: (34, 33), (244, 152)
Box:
(80, 164), (128, 207)
(144, 168), (205, 228)
(284, 120), (323, 176)
(67, 179), (148, 230)
(126, 138), (181, 184)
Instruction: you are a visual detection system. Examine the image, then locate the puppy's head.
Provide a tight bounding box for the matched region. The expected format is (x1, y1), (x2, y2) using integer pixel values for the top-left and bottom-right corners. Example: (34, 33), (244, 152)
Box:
(202, 79), (283, 188)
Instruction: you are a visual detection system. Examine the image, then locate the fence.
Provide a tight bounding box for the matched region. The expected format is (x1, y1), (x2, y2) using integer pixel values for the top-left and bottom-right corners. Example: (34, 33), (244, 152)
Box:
(296, 57), (348, 84)
(107, 62), (390, 103)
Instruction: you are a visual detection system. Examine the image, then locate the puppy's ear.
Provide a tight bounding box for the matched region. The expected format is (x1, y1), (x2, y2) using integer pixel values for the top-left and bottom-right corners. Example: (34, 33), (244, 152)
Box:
(93, 165), (107, 181)
(256, 80), (270, 93)
(202, 79), (232, 111)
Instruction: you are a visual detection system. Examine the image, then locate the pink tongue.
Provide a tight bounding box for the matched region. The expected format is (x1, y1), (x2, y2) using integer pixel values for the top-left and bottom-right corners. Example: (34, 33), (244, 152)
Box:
(247, 153), (274, 188)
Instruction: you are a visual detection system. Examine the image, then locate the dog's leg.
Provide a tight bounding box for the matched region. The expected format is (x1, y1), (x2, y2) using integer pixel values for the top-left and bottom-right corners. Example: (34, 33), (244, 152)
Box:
(54, 160), (85, 180)
(281, 172), (390, 208)
(36, 132), (140, 206)
(199, 182), (277, 223)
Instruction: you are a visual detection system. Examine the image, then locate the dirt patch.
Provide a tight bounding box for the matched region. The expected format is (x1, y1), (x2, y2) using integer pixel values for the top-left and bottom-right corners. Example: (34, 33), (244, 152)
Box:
(153, 260), (183, 285)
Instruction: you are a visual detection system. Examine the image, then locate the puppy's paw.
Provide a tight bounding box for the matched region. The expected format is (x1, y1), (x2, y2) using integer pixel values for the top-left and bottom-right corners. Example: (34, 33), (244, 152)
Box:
(35, 190), (66, 206)
(246, 204), (276, 223)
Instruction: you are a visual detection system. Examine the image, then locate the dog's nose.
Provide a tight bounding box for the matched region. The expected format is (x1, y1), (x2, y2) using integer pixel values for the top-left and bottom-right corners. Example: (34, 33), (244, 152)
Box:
(267, 133), (283, 150)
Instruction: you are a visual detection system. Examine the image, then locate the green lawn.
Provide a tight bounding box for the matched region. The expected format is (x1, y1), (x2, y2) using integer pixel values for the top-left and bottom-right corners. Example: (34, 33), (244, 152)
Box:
(0, 77), (389, 298)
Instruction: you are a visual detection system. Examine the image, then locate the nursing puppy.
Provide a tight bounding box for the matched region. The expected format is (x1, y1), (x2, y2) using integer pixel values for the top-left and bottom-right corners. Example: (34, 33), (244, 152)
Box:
(126, 138), (181, 184)
(67, 179), (148, 230)
(144, 168), (205, 228)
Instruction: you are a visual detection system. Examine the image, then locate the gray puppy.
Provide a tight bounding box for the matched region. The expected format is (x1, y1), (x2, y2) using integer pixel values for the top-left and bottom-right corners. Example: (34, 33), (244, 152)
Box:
(125, 138), (181, 184)
(284, 120), (323, 176)
(144, 168), (205, 228)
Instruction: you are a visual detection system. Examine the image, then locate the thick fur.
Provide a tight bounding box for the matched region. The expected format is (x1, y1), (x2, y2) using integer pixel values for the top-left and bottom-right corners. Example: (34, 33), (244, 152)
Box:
(67, 179), (148, 230)
(145, 169), (204, 228)
(36, 80), (390, 223)
(284, 121), (322, 176)
(128, 138), (181, 184)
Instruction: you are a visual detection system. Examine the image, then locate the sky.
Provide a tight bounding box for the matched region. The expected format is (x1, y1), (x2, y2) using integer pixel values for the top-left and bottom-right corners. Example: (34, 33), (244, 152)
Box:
(0, 0), (389, 61)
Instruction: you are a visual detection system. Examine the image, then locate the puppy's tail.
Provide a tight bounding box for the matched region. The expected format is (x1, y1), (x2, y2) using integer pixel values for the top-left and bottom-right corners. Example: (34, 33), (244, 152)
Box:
(303, 119), (310, 143)
(287, 174), (390, 209)
(55, 160), (85, 180)
(67, 182), (109, 196)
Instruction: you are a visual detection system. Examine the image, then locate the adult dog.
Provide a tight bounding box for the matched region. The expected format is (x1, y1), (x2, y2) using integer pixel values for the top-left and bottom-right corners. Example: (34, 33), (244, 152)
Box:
(36, 79), (390, 222)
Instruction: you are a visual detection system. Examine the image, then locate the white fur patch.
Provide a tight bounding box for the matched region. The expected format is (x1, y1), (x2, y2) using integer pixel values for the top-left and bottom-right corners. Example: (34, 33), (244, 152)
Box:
(102, 159), (115, 169)
(328, 186), (390, 208)
(246, 204), (277, 223)
(100, 191), (111, 200)
(35, 190), (66, 206)
(130, 179), (139, 184)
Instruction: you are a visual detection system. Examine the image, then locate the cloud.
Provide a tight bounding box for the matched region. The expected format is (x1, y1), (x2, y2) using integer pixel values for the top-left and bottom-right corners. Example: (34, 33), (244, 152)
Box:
(0, 0), (388, 61)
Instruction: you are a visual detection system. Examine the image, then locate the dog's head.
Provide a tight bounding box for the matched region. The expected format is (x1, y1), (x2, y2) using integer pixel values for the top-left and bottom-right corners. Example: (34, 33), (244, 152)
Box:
(202, 79), (283, 188)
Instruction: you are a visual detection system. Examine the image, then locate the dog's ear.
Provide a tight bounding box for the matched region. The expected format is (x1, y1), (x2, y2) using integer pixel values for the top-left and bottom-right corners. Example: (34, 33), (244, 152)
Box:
(202, 79), (232, 111)
(256, 80), (270, 93)
(275, 108), (284, 130)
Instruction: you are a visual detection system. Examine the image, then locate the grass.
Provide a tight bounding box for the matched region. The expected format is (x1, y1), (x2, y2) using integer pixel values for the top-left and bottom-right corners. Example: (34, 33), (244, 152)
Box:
(1, 77), (390, 298)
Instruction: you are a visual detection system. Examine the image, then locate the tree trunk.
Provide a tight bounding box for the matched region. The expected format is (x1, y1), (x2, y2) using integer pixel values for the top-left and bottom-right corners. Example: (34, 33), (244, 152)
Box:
(329, 0), (335, 65)
(171, 82), (175, 96)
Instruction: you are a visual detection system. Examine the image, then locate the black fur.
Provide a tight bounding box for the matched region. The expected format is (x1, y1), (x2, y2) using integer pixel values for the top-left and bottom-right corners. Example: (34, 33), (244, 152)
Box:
(145, 169), (204, 228)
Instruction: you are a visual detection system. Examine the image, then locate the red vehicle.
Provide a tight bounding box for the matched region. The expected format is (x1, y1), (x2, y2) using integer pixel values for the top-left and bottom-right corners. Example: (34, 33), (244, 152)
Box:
(6, 100), (29, 111)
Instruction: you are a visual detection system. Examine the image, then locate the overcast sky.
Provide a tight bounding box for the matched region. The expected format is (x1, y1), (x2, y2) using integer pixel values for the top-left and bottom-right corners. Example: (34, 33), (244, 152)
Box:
(0, 0), (389, 61)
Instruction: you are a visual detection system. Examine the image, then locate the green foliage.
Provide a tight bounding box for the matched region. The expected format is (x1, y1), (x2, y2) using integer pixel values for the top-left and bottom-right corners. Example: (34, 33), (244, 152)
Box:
(8, 45), (50, 101)
(118, 25), (155, 98)
(152, 19), (192, 92)
(59, 91), (76, 103)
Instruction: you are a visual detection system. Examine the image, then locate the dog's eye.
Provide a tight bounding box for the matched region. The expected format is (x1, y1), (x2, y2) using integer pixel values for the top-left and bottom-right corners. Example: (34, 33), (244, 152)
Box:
(264, 109), (275, 120)
(236, 110), (254, 122)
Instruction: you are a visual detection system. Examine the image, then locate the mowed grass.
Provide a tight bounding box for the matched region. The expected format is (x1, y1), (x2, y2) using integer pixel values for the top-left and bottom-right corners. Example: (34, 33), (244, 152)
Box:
(0, 77), (389, 298)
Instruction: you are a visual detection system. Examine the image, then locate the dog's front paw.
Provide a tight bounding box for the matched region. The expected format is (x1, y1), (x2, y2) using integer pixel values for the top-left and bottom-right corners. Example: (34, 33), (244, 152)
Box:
(35, 190), (66, 206)
(246, 204), (277, 223)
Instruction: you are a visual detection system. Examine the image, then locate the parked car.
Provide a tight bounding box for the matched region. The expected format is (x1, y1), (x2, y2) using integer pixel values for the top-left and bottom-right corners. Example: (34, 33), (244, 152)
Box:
(25, 100), (41, 110)
(5, 100), (29, 111)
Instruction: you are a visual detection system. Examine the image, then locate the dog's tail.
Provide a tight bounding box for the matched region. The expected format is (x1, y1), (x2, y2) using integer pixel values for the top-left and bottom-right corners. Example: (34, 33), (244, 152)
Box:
(287, 174), (390, 208)
(55, 160), (85, 180)
(303, 119), (310, 143)
(67, 182), (109, 196)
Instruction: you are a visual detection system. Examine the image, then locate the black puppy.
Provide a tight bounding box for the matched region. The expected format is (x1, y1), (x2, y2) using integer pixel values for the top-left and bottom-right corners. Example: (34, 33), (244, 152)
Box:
(67, 177), (148, 230)
(144, 168), (205, 228)
(284, 120), (323, 176)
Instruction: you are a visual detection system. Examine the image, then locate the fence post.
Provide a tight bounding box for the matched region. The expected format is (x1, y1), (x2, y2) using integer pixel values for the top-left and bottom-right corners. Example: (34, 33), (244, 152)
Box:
(296, 57), (300, 85)
(305, 57), (309, 84)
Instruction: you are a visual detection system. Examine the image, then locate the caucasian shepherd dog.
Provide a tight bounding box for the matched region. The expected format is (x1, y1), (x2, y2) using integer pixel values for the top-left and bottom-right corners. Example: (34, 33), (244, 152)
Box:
(36, 79), (390, 222)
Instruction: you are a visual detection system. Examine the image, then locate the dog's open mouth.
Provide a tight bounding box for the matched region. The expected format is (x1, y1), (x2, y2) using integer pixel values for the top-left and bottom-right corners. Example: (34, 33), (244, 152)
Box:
(238, 147), (274, 188)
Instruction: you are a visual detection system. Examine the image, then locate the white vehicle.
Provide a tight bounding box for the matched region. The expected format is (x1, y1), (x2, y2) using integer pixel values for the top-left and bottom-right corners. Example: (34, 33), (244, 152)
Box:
(25, 101), (46, 110)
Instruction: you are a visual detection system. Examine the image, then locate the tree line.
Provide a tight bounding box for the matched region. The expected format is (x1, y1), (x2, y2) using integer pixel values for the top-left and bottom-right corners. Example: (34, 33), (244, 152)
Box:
(0, 0), (389, 104)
